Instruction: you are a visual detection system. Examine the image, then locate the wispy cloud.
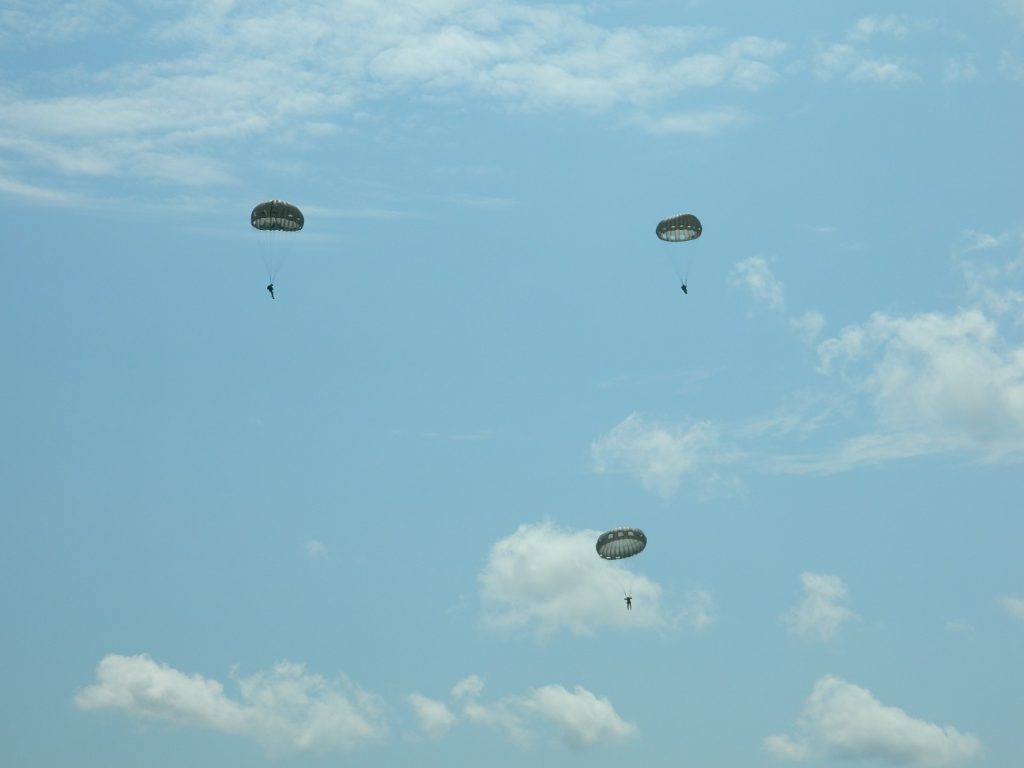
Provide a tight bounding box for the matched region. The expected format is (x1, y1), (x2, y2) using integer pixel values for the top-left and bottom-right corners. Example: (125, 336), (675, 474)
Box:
(790, 310), (826, 343)
(0, 2), (789, 202)
(731, 255), (785, 311)
(999, 595), (1024, 621)
(591, 413), (728, 498)
(764, 675), (983, 765)
(782, 572), (857, 641)
(679, 588), (717, 631)
(0, 0), (128, 47)
(638, 106), (750, 135)
(304, 539), (327, 560)
(75, 655), (385, 755)
(956, 229), (1024, 318)
(0, 174), (82, 205)
(849, 15), (914, 42)
(811, 16), (921, 84)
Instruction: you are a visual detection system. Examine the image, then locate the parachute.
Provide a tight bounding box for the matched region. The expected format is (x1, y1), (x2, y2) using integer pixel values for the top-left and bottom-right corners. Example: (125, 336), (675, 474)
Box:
(656, 212), (702, 289)
(595, 527), (647, 560)
(251, 200), (304, 232)
(251, 200), (304, 284)
(656, 212), (701, 243)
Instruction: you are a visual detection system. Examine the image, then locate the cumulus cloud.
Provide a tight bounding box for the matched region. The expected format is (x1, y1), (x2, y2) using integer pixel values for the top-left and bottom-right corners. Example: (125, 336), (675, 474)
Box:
(75, 655), (386, 755)
(523, 685), (638, 747)
(731, 255), (786, 311)
(764, 675), (983, 765)
(591, 413), (721, 498)
(999, 595), (1024, 621)
(453, 676), (636, 748)
(782, 572), (857, 641)
(478, 522), (668, 636)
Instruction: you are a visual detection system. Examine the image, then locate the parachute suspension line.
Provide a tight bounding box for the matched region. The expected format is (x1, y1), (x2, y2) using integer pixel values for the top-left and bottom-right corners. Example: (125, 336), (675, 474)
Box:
(251, 199), (304, 291)
(656, 212), (702, 291)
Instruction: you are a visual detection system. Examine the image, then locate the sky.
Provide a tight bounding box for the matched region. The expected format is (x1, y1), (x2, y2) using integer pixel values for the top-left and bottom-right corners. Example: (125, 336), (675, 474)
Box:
(2, 1), (1023, 766)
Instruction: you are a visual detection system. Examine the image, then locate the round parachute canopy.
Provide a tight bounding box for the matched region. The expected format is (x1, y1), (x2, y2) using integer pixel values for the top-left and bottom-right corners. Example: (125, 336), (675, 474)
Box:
(595, 527), (647, 560)
(251, 200), (304, 232)
(656, 213), (701, 243)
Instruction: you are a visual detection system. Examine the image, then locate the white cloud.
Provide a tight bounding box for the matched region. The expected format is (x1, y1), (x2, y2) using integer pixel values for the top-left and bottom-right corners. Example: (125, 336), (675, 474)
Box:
(680, 588), (717, 631)
(944, 57), (978, 83)
(814, 43), (859, 79)
(451, 674), (486, 700)
(999, 595), (1024, 621)
(959, 229), (1004, 253)
(811, 17), (920, 84)
(763, 733), (815, 760)
(638, 106), (749, 135)
(599, 242), (1024, 477)
(957, 232), (1024, 319)
(304, 539), (326, 559)
(478, 522), (667, 636)
(454, 676), (636, 748)
(849, 59), (920, 84)
(0, 2), (788, 200)
(945, 620), (975, 634)
(523, 685), (638, 747)
(764, 675), (983, 765)
(998, 49), (1024, 80)
(0, 0), (127, 47)
(815, 309), (1024, 461)
(75, 654), (386, 755)
(782, 572), (857, 641)
(408, 693), (457, 737)
(0, 174), (83, 205)
(731, 256), (785, 311)
(791, 310), (826, 343)
(1002, 0), (1024, 27)
(849, 15), (912, 42)
(591, 413), (721, 498)
(462, 697), (532, 746)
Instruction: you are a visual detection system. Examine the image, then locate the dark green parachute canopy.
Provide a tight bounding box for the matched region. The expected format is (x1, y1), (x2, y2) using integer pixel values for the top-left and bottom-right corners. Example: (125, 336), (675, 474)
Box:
(656, 212), (701, 243)
(595, 527), (647, 560)
(251, 200), (304, 232)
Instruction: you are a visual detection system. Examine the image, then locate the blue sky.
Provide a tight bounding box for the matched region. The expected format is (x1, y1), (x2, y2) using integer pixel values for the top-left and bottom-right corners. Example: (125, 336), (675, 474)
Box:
(2, 1), (1023, 766)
